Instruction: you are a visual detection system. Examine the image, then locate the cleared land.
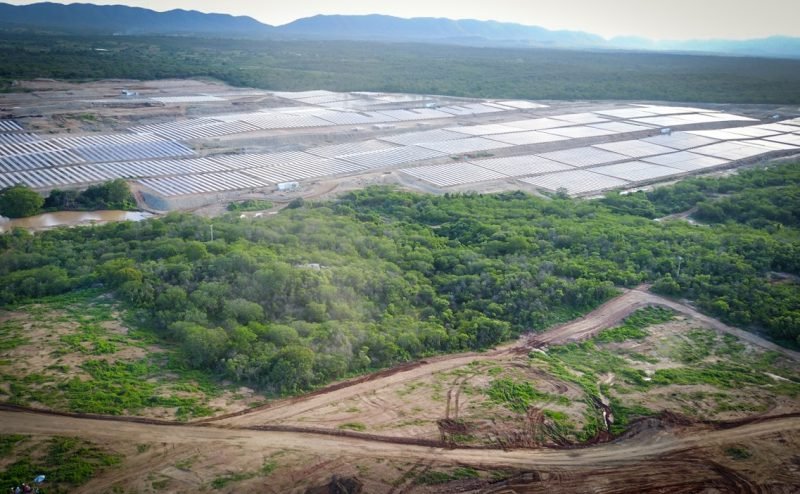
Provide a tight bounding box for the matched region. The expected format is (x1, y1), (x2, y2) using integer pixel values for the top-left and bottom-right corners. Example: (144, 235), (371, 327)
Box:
(2, 287), (798, 492)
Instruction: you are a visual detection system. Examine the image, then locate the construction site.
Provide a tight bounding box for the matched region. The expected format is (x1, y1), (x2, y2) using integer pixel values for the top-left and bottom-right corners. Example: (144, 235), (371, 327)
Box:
(2, 79), (800, 212)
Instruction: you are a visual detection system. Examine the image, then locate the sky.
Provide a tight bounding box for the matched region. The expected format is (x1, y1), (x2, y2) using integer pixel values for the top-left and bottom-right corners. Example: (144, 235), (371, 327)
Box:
(5, 0), (800, 40)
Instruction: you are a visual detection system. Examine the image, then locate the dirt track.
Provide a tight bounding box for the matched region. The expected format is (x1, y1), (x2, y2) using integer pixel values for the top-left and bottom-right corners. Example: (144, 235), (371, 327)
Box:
(1, 409), (797, 471)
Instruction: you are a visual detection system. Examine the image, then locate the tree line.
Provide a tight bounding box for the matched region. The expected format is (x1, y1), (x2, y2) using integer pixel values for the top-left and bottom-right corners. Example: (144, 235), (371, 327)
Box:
(0, 180), (135, 218)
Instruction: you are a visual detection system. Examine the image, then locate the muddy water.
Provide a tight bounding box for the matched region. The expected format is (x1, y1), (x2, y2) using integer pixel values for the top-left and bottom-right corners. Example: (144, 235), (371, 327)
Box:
(0, 210), (154, 233)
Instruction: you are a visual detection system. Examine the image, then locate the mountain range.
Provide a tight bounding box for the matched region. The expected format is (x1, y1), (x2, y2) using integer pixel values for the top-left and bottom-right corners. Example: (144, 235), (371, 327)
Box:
(1, 2), (799, 59)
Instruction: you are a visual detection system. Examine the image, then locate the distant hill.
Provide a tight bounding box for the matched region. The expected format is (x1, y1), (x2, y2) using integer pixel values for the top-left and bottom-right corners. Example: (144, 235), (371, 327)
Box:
(0, 2), (272, 36)
(277, 14), (603, 47)
(0, 3), (798, 58)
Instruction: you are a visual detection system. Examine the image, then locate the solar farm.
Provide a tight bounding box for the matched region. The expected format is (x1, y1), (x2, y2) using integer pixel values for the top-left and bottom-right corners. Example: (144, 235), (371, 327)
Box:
(1, 78), (800, 209)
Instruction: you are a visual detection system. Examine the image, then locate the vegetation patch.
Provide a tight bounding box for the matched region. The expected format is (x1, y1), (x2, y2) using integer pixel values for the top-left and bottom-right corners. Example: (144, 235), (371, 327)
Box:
(596, 307), (674, 343)
(337, 422), (367, 432)
(0, 435), (122, 493)
(414, 467), (479, 485)
(227, 199), (274, 212)
(487, 378), (571, 413)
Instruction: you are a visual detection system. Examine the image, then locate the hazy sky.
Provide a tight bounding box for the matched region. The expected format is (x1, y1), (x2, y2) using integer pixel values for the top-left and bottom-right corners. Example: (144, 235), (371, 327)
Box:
(7, 0), (800, 40)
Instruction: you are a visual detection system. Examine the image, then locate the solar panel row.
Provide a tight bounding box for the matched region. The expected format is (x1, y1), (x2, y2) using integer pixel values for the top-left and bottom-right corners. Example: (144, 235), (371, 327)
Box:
(0, 120), (23, 132)
(139, 171), (271, 197)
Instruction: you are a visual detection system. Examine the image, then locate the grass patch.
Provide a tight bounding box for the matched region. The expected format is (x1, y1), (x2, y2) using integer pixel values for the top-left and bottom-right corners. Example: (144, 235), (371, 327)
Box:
(0, 436), (122, 492)
(596, 307), (673, 343)
(260, 459), (277, 476)
(211, 471), (256, 489)
(725, 446), (752, 460)
(0, 434), (28, 456)
(0, 319), (28, 351)
(415, 467), (479, 485)
(487, 378), (571, 413)
(338, 422), (367, 432)
(227, 199), (274, 212)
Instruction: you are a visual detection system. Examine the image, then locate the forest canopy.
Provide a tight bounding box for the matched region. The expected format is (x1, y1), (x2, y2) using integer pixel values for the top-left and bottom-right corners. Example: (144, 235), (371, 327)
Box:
(1, 163), (798, 395)
(2, 33), (800, 103)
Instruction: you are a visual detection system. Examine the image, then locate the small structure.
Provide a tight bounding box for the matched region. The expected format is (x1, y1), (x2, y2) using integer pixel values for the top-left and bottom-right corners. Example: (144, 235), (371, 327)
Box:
(660, 127), (672, 135)
(277, 181), (299, 191)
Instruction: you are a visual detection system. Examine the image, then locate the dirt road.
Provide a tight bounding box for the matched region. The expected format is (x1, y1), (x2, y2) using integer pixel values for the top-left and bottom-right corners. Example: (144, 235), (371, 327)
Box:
(1, 409), (797, 471)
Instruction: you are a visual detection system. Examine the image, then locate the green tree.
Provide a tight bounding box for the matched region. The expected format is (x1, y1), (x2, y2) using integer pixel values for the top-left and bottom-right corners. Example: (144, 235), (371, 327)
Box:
(0, 184), (44, 218)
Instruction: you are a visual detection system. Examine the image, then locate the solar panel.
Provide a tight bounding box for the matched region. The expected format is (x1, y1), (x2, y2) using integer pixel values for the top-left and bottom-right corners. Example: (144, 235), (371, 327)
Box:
(438, 103), (505, 115)
(590, 161), (684, 181)
(593, 140), (677, 158)
(295, 93), (358, 105)
(540, 126), (617, 139)
(685, 129), (754, 141)
(551, 113), (609, 125)
(445, 123), (525, 136)
(692, 141), (784, 160)
(503, 118), (572, 131)
(592, 108), (658, 119)
(0, 140), (64, 158)
(519, 170), (628, 195)
(743, 139), (798, 151)
(469, 155), (572, 177)
(209, 152), (322, 170)
(485, 130), (568, 146)
(94, 158), (231, 178)
(0, 133), (40, 145)
(0, 120), (23, 132)
(633, 105), (714, 115)
(642, 151), (728, 171)
(0, 150), (85, 172)
(377, 109), (453, 121)
(380, 129), (466, 146)
(74, 141), (194, 163)
(306, 140), (398, 158)
(242, 158), (365, 183)
(401, 162), (506, 187)
(495, 100), (549, 109)
(340, 146), (446, 168)
(709, 125), (780, 138)
(313, 111), (395, 126)
(415, 137), (513, 154)
(272, 90), (338, 100)
(642, 132), (719, 150)
(138, 171), (271, 197)
(588, 122), (654, 134)
(632, 116), (700, 127)
(537, 147), (628, 168)
(239, 113), (332, 129)
(751, 123), (799, 133)
(764, 134), (800, 146)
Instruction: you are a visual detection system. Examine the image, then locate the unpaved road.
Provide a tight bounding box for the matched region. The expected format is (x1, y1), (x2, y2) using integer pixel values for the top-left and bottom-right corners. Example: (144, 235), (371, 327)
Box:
(1, 409), (797, 471)
(527, 287), (800, 361)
